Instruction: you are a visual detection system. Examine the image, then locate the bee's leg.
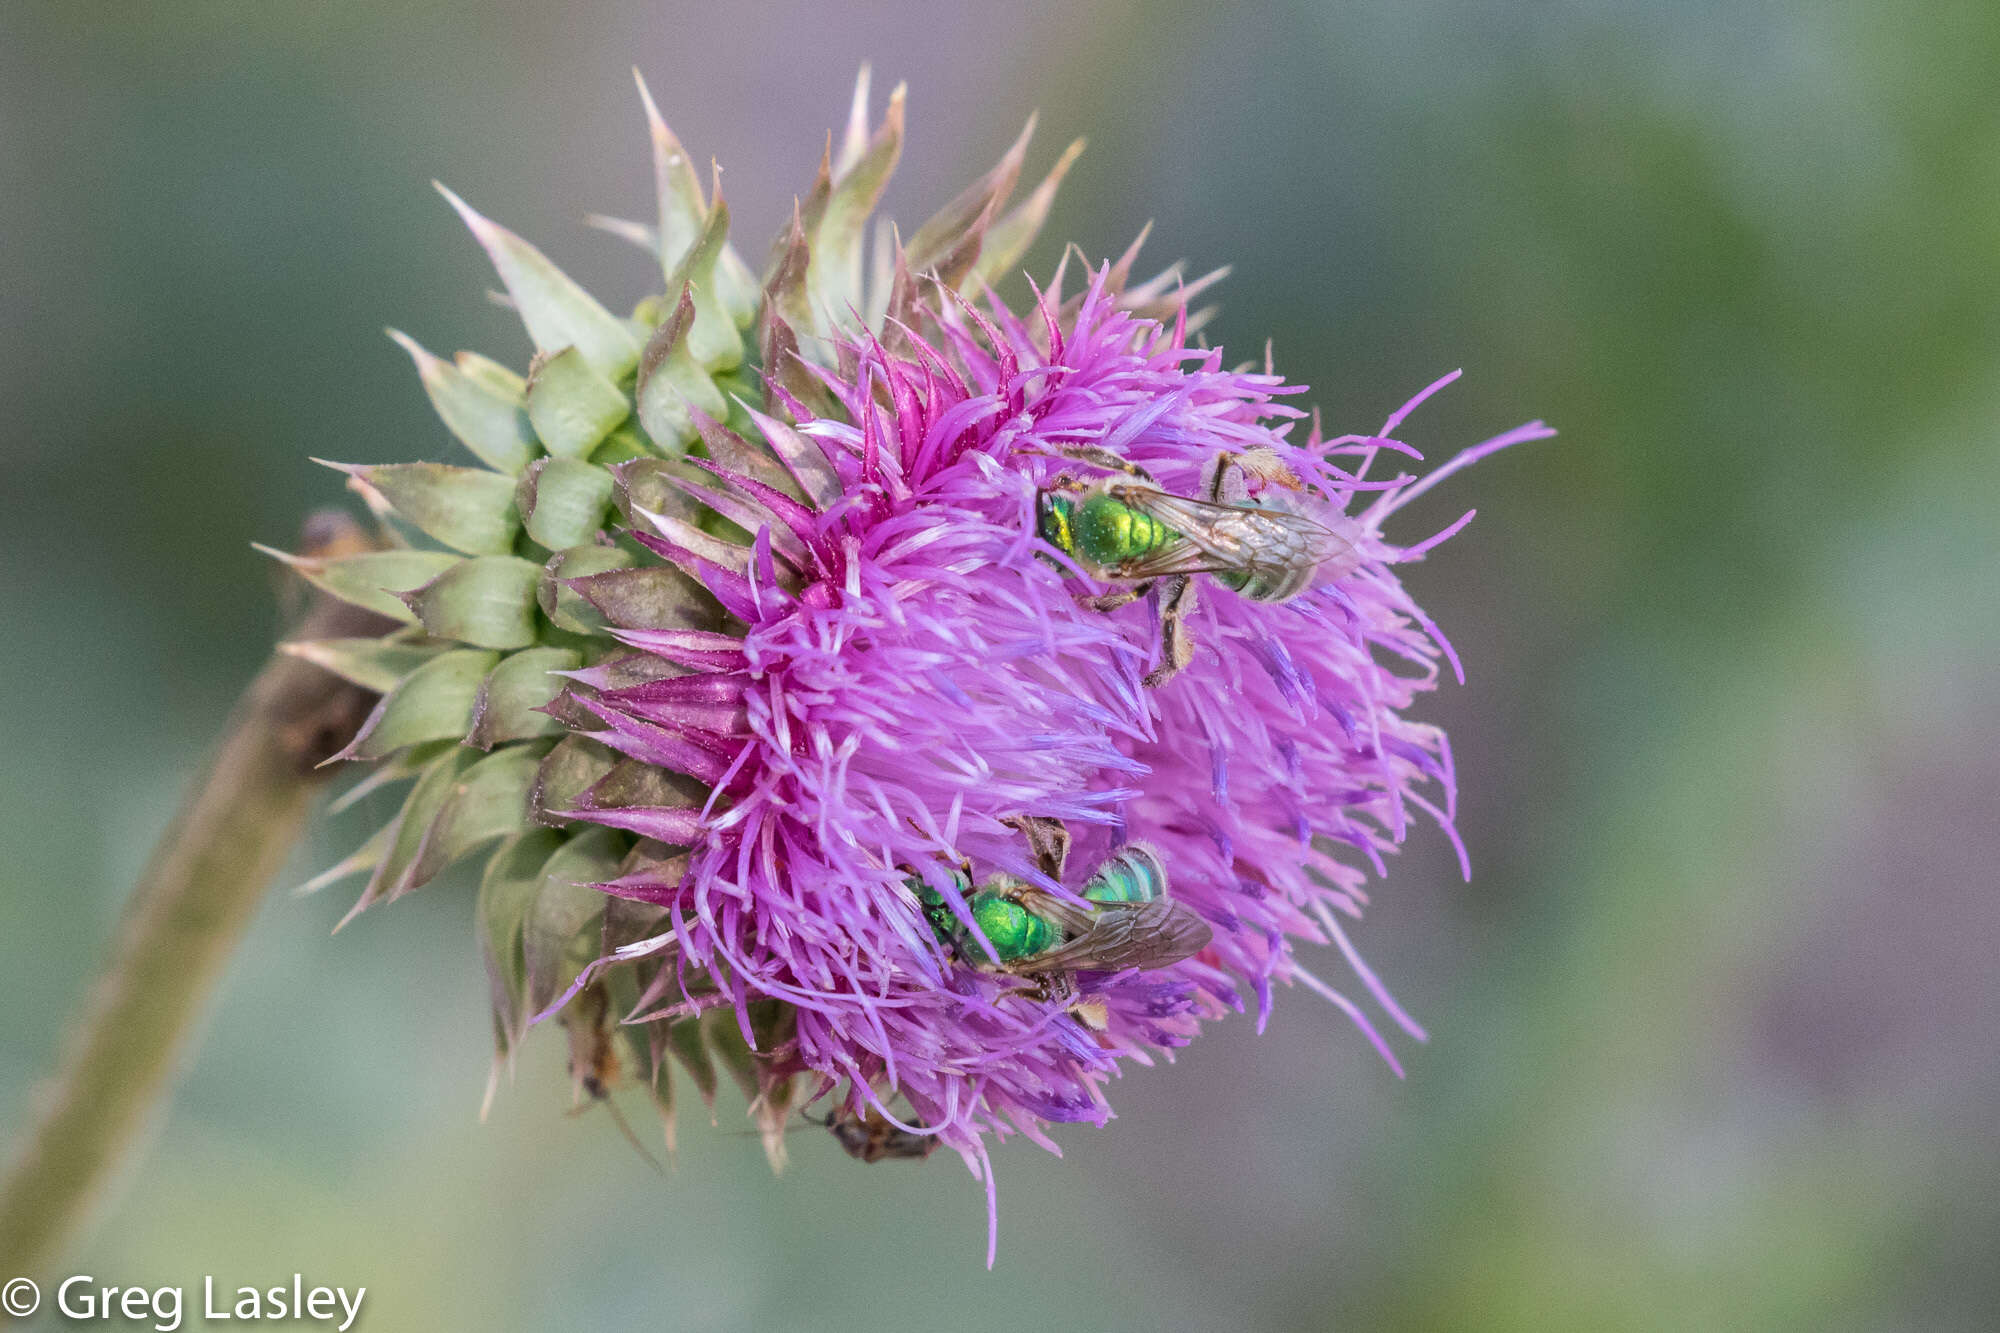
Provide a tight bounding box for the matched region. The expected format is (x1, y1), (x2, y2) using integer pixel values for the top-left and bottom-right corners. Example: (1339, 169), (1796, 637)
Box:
(1002, 814), (1071, 883)
(1078, 577), (1153, 613)
(1081, 587), (1141, 612)
(1068, 995), (1111, 1032)
(1143, 575), (1197, 688)
(1044, 443), (1161, 486)
(1207, 447), (1304, 503)
(1206, 454), (1236, 503)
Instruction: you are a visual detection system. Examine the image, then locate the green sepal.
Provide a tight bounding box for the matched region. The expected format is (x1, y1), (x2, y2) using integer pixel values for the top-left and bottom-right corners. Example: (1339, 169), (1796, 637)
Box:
(757, 206), (828, 413)
(389, 329), (539, 475)
(808, 83), (904, 333)
(690, 411), (807, 504)
(334, 647), (500, 761)
(539, 545), (636, 635)
(402, 739), (555, 892)
(611, 457), (703, 529)
(663, 173), (747, 371)
(761, 203), (812, 352)
(339, 744), (479, 925)
(255, 546), (460, 624)
(469, 646), (580, 749)
(575, 651), (691, 692)
(538, 653), (686, 734)
(516, 456), (616, 551)
(564, 564), (716, 633)
(905, 116), (1035, 284)
(436, 184), (641, 378)
(628, 1023), (678, 1154)
(590, 423), (654, 465)
(633, 70), (708, 283)
(701, 999), (801, 1167)
(666, 1016), (718, 1113)
(294, 820), (394, 898)
(524, 346), (632, 460)
(318, 460), (521, 555)
(625, 71), (755, 329)
(600, 959), (677, 1151)
(326, 739), (449, 816)
(402, 555), (544, 649)
(972, 136), (1085, 292)
(454, 350), (527, 400)
(602, 884), (670, 955)
(634, 285), (728, 452)
(522, 825), (625, 1018)
(477, 828), (567, 1060)
(278, 635), (449, 695)
(700, 1006), (761, 1104)
(530, 734), (619, 825)
(714, 248), (761, 329)
(754, 1068), (804, 1174)
(581, 759), (709, 818)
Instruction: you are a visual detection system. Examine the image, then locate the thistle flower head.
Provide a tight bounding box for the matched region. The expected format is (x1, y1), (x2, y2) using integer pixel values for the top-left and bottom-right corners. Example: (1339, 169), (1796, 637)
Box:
(279, 68), (1549, 1260)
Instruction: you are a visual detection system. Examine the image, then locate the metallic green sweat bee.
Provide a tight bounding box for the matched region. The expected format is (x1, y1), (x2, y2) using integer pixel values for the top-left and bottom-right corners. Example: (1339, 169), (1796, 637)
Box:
(1035, 445), (1361, 686)
(906, 821), (1210, 1025)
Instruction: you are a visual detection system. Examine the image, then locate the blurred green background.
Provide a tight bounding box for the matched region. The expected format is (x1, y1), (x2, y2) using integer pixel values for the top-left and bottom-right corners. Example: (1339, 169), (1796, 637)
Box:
(4, 1), (1995, 1328)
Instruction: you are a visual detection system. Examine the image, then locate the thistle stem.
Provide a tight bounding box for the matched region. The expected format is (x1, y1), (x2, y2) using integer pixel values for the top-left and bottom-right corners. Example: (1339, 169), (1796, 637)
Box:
(0, 518), (386, 1282)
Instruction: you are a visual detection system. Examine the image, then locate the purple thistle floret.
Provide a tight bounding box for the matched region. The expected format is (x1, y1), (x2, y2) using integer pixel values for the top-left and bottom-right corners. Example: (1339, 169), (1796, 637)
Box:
(561, 262), (1550, 1253)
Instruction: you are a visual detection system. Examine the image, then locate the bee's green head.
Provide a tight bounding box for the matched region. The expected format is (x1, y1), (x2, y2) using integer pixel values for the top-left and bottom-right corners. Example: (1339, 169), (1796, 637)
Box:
(907, 866), (972, 944)
(1035, 487), (1078, 555)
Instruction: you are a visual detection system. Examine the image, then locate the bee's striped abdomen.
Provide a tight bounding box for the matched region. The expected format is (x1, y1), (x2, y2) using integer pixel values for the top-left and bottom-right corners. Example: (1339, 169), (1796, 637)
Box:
(1211, 562), (1314, 602)
(1081, 844), (1169, 906)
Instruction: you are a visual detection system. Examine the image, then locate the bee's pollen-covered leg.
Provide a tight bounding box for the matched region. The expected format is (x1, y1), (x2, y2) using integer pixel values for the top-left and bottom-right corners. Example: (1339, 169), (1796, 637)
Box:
(1079, 580), (1149, 612)
(1050, 443), (1160, 485)
(1143, 575), (1197, 688)
(1208, 447), (1304, 502)
(1002, 814), (1072, 883)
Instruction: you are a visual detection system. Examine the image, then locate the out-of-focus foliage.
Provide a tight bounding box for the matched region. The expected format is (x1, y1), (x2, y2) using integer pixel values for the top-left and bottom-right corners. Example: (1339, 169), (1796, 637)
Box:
(1, 1), (1992, 1328)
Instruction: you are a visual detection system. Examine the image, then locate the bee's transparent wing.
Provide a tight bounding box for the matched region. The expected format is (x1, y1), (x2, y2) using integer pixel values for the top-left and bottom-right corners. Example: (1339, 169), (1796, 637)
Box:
(1013, 899), (1213, 974)
(1111, 488), (1359, 583)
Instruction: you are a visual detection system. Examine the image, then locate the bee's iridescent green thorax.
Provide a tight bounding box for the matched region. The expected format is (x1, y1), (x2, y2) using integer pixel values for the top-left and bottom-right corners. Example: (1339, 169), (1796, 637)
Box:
(966, 887), (1064, 961)
(1037, 487), (1179, 570)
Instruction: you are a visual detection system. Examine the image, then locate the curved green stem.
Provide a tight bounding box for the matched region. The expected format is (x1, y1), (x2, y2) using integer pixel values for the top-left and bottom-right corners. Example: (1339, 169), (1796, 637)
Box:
(0, 525), (384, 1284)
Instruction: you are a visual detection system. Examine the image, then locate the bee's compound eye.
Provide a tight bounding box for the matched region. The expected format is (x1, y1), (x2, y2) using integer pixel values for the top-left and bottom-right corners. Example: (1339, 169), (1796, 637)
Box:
(1035, 490), (1074, 551)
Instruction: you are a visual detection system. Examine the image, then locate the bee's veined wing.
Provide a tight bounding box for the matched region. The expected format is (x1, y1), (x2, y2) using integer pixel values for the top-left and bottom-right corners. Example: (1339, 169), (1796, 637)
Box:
(1005, 887), (1099, 937)
(1109, 487), (1360, 583)
(1013, 899), (1213, 974)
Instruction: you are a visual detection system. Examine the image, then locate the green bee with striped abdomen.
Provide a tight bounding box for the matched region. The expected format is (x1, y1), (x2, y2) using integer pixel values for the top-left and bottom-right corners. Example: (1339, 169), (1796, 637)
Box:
(906, 840), (1205, 976)
(1035, 445), (1361, 686)
(1035, 486), (1181, 572)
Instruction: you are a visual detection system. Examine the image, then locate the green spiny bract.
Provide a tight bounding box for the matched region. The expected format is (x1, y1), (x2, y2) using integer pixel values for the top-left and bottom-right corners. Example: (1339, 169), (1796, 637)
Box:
(274, 67), (1088, 1165)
